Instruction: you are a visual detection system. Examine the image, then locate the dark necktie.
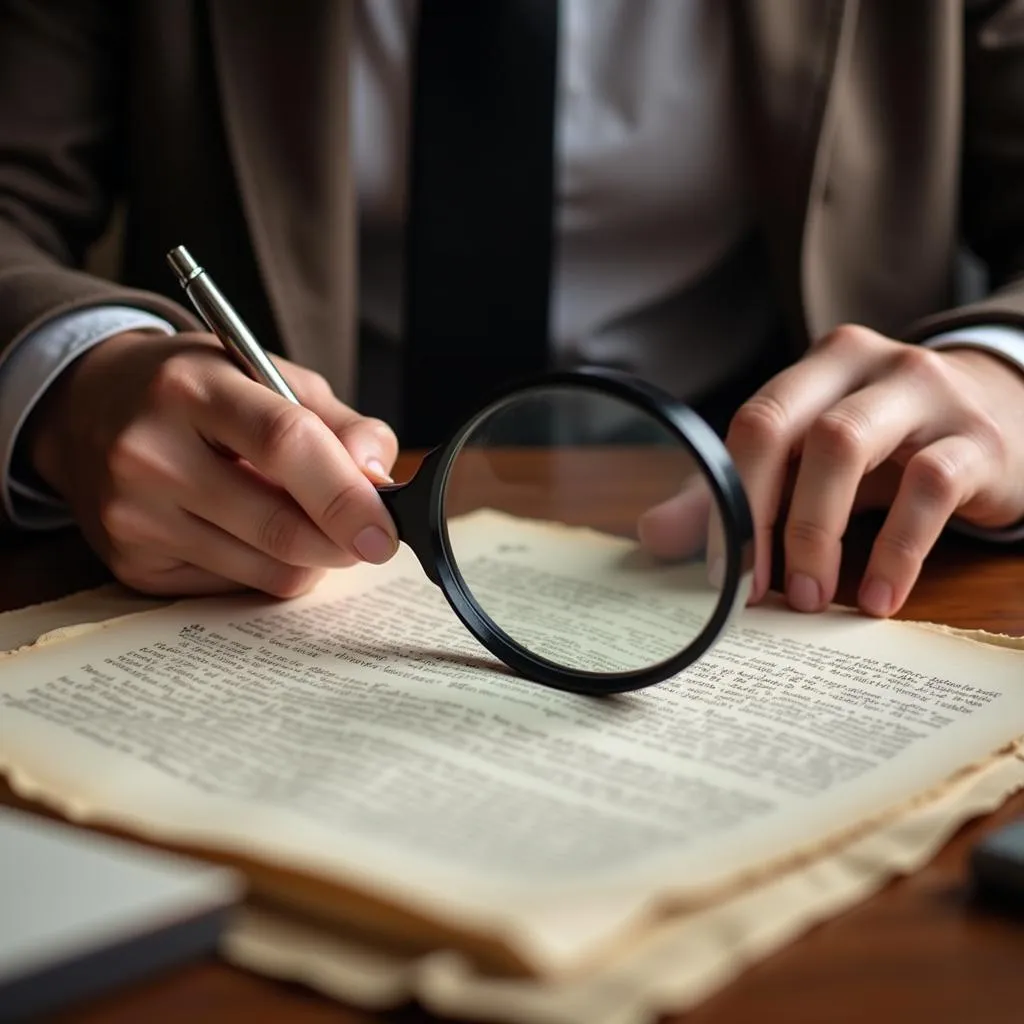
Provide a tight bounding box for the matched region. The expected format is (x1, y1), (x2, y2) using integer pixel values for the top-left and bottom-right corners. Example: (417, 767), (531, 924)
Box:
(400, 0), (559, 447)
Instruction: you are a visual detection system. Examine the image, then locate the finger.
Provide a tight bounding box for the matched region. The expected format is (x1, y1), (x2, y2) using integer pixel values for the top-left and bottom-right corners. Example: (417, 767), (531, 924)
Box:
(282, 363), (399, 482)
(192, 374), (399, 565)
(333, 413), (399, 483)
(636, 479), (712, 562)
(782, 376), (935, 612)
(100, 528), (240, 597)
(858, 435), (983, 617)
(172, 512), (328, 598)
(178, 440), (356, 569)
(727, 330), (881, 602)
(106, 510), (327, 598)
(115, 557), (248, 597)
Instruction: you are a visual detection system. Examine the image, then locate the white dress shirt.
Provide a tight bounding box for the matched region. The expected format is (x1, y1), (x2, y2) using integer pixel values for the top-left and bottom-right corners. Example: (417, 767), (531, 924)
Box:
(1, 0), (1023, 540)
(356, 0), (761, 364)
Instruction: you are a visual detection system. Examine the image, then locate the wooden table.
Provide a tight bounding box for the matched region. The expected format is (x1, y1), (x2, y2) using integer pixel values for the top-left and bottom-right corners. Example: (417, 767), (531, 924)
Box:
(1, 452), (1022, 1024)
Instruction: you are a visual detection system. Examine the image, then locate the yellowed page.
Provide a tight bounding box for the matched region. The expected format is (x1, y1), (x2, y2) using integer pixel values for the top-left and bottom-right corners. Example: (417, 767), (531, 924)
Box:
(0, 584), (163, 655)
(1, 510), (1021, 975)
(224, 742), (1024, 1024)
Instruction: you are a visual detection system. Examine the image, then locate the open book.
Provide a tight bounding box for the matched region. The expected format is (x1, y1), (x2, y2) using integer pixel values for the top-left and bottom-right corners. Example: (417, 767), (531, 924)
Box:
(1, 510), (1022, 978)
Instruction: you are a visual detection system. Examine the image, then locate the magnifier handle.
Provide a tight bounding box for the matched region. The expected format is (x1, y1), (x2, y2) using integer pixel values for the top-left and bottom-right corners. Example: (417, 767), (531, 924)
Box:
(376, 482), (408, 540)
(374, 446), (447, 586)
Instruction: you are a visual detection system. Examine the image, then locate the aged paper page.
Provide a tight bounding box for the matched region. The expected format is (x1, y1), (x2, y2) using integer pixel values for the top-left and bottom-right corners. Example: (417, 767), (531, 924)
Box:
(224, 742), (1024, 1024)
(0, 584), (163, 655)
(1, 511), (1022, 973)
(2, 584), (1021, 1024)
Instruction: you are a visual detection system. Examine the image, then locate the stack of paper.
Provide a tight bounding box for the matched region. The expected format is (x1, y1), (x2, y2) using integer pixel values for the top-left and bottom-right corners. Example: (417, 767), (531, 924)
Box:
(1, 512), (1021, 1023)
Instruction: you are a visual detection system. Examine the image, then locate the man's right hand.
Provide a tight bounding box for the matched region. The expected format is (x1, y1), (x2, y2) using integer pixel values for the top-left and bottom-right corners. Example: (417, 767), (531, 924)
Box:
(24, 330), (400, 597)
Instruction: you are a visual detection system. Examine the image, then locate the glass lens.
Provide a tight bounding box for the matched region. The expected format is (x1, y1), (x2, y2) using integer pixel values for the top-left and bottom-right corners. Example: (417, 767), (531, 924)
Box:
(441, 385), (727, 675)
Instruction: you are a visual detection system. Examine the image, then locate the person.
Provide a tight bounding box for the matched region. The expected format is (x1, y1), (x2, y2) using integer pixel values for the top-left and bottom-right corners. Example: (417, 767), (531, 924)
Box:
(0, 0), (1021, 621)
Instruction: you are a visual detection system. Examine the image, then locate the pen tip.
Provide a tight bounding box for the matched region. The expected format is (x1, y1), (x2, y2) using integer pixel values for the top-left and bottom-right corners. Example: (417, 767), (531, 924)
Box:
(166, 245), (201, 286)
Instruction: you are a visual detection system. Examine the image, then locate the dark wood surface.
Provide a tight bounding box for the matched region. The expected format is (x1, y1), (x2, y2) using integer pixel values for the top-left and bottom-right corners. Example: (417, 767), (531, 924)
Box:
(1, 451), (1022, 1024)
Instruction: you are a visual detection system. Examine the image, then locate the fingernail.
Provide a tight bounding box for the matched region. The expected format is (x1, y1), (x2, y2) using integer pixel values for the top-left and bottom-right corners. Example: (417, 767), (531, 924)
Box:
(787, 572), (822, 613)
(860, 577), (893, 617)
(353, 525), (396, 564)
(364, 458), (393, 484)
(707, 556), (724, 589)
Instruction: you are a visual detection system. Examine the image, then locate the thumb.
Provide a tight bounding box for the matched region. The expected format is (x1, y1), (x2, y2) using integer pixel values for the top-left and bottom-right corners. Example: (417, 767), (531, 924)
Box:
(637, 477), (714, 564)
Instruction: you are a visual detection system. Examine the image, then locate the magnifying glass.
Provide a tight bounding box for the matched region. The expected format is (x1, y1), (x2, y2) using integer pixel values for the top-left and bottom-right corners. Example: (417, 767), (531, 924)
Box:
(167, 246), (753, 695)
(379, 368), (754, 695)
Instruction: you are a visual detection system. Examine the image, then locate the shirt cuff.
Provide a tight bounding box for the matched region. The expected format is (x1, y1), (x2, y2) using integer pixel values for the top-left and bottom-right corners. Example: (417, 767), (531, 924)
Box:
(922, 326), (1024, 543)
(0, 307), (176, 530)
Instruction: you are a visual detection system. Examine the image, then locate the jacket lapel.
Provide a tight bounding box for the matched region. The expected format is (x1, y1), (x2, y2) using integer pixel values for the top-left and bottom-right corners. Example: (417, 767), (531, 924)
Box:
(729, 0), (858, 349)
(207, 0), (357, 398)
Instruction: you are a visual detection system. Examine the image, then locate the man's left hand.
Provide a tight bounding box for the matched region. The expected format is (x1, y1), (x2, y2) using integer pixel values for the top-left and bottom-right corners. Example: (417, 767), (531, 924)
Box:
(724, 325), (1024, 616)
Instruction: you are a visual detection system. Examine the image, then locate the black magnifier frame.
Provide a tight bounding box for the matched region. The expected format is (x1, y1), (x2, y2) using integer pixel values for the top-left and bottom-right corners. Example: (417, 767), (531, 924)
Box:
(377, 368), (754, 696)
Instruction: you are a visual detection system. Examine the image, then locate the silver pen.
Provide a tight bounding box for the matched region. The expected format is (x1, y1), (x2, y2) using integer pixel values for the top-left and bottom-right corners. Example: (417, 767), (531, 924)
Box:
(166, 244), (300, 404)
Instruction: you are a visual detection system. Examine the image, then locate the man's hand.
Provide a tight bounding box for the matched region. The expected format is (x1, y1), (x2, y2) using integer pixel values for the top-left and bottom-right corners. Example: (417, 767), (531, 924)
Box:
(24, 330), (400, 597)
(640, 326), (1024, 617)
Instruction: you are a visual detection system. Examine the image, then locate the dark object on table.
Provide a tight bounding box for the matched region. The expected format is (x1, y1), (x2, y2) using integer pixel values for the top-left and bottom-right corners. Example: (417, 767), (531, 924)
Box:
(969, 818), (1024, 914)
